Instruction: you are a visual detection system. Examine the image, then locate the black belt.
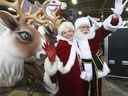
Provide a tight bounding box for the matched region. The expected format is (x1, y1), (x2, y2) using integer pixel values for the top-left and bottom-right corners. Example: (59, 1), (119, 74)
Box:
(82, 59), (92, 63)
(81, 59), (92, 71)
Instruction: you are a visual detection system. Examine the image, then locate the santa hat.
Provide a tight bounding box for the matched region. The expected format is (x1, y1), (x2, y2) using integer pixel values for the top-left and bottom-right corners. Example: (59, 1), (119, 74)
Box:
(75, 16), (91, 30)
(58, 21), (74, 35)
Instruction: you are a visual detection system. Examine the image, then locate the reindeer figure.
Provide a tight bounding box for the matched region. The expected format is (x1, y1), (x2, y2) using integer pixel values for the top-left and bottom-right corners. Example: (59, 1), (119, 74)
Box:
(35, 0), (68, 95)
(0, 0), (44, 87)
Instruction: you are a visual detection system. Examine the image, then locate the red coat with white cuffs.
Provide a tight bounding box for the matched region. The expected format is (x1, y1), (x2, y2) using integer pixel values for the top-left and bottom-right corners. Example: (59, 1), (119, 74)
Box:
(80, 15), (123, 79)
(89, 15), (122, 54)
(55, 39), (85, 96)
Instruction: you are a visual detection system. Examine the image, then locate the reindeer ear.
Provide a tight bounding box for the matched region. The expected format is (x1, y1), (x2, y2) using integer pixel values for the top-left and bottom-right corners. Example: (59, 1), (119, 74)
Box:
(0, 11), (19, 31)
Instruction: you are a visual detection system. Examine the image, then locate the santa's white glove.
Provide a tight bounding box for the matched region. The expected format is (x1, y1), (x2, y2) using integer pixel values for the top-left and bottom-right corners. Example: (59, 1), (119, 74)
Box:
(111, 0), (128, 15)
(80, 63), (93, 81)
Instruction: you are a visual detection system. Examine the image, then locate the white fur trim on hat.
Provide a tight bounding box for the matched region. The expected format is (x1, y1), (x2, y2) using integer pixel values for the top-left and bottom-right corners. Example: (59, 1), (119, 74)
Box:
(75, 17), (91, 30)
(58, 21), (74, 35)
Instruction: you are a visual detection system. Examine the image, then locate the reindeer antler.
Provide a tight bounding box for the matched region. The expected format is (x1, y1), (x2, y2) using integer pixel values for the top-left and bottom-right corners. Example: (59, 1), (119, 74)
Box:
(0, 0), (49, 26)
(25, 0), (62, 29)
(0, 0), (63, 30)
(49, 10), (63, 28)
(39, 0), (63, 29)
(24, 6), (55, 28)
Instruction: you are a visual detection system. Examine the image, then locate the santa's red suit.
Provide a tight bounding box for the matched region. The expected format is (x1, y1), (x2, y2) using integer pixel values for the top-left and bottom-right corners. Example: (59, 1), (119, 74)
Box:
(55, 36), (85, 96)
(75, 14), (123, 96)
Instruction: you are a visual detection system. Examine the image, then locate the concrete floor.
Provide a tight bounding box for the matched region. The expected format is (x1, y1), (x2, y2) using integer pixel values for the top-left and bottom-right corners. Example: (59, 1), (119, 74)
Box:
(0, 77), (128, 96)
(102, 77), (128, 96)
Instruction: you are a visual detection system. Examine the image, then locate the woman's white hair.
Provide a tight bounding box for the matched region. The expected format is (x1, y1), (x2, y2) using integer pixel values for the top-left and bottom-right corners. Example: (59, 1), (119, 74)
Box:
(58, 21), (74, 35)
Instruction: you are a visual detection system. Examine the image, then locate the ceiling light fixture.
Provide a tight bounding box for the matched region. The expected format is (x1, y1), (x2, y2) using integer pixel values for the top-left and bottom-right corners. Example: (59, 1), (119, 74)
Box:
(71, 0), (78, 5)
(78, 10), (82, 15)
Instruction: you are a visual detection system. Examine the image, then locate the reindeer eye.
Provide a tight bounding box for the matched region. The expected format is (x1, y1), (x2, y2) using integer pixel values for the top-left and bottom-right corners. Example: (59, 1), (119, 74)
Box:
(18, 31), (32, 41)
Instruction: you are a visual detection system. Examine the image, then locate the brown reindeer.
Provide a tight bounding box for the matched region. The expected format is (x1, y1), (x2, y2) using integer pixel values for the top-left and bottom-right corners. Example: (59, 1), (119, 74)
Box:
(0, 0), (63, 88)
(0, 0), (45, 87)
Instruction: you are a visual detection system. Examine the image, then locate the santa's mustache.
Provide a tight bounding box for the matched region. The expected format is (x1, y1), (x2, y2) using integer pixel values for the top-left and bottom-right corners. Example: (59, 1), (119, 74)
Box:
(75, 29), (95, 39)
(83, 31), (89, 34)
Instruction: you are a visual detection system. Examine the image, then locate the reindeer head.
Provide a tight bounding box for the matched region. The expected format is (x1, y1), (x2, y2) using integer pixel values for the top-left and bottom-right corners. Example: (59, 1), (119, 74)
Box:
(0, 0), (45, 87)
(0, 0), (51, 58)
(0, 11), (41, 58)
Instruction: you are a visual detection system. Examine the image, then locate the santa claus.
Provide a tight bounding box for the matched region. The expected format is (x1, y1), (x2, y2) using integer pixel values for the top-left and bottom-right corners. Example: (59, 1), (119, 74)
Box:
(74, 0), (127, 96)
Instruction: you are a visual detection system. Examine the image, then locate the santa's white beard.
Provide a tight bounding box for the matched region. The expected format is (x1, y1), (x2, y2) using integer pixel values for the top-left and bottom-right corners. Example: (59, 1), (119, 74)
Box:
(76, 29), (95, 40)
(75, 31), (93, 59)
(0, 53), (24, 87)
(76, 37), (92, 59)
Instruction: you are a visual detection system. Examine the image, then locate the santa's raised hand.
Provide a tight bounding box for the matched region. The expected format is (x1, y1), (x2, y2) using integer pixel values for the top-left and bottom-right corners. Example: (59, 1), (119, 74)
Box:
(111, 0), (128, 15)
